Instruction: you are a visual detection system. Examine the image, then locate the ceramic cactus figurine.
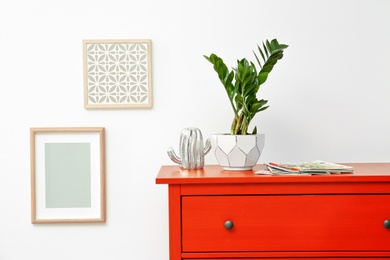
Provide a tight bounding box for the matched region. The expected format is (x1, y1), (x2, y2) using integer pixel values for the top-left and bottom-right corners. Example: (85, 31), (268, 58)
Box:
(167, 127), (211, 170)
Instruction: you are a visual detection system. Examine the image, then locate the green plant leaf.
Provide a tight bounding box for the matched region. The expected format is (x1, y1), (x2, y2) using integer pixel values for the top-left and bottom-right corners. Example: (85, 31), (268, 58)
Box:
(263, 42), (269, 58)
(278, 44), (289, 50)
(258, 106), (269, 112)
(252, 126), (257, 134)
(253, 50), (262, 69)
(258, 72), (268, 85)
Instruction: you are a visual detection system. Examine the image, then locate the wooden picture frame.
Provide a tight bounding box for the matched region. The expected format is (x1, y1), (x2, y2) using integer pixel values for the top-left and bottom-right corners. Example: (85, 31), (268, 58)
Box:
(83, 39), (153, 108)
(30, 127), (106, 224)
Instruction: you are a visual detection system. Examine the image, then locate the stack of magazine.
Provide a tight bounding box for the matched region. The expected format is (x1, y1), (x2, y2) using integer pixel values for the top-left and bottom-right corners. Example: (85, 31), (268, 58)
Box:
(256, 160), (353, 175)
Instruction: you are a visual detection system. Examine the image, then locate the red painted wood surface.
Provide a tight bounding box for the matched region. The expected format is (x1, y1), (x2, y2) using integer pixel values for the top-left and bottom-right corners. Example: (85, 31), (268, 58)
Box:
(156, 163), (390, 185)
(168, 185), (181, 260)
(156, 163), (390, 259)
(182, 195), (390, 252)
(182, 251), (390, 259)
(184, 258), (387, 260)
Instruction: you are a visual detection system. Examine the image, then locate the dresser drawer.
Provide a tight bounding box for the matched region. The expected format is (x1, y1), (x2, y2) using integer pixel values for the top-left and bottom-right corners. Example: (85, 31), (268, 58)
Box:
(182, 195), (390, 252)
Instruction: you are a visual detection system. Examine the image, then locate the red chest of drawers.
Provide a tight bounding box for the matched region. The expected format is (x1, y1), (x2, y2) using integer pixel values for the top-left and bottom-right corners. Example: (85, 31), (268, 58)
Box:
(156, 163), (390, 260)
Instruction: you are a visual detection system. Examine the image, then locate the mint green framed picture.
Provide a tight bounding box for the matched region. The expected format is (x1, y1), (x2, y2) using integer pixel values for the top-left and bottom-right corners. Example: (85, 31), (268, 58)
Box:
(30, 127), (106, 224)
(83, 39), (153, 108)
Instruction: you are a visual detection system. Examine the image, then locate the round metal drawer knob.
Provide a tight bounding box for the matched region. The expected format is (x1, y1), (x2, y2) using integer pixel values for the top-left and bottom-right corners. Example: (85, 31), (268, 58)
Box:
(384, 220), (390, 229)
(224, 220), (234, 230)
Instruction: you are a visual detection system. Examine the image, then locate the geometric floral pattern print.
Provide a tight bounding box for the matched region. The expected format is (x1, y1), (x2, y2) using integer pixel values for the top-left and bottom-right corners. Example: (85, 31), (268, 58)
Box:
(83, 40), (152, 108)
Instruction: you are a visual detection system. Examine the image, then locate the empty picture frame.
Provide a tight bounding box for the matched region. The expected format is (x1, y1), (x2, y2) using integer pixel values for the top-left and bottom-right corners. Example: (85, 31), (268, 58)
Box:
(83, 39), (153, 108)
(30, 127), (106, 224)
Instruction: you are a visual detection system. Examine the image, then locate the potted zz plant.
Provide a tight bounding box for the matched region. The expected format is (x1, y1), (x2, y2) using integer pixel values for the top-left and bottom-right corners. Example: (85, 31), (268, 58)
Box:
(204, 38), (288, 171)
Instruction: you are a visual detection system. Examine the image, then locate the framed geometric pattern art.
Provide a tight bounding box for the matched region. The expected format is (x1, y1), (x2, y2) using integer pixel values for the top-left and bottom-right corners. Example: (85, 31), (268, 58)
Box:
(30, 127), (106, 224)
(83, 39), (152, 108)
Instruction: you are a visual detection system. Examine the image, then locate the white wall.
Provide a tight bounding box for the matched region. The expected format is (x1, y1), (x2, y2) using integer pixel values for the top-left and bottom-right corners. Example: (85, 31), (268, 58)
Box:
(0, 0), (389, 259)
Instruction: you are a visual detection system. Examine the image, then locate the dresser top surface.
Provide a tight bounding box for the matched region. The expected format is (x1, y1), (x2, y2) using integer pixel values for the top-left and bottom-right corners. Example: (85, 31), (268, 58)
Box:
(156, 163), (390, 185)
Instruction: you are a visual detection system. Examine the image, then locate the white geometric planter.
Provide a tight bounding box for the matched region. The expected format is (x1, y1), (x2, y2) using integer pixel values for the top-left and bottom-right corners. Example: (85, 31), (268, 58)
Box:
(210, 134), (265, 171)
